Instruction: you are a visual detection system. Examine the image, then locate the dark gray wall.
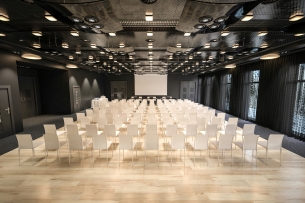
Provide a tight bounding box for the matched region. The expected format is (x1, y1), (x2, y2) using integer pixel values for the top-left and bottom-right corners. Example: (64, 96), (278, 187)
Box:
(104, 74), (135, 100)
(68, 69), (104, 112)
(167, 74), (199, 100)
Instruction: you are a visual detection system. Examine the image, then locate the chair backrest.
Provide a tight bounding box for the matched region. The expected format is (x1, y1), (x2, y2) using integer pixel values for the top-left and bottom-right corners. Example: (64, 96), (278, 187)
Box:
(145, 133), (159, 150)
(130, 117), (141, 124)
(86, 109), (93, 116)
(92, 134), (107, 150)
(178, 117), (189, 124)
(104, 125), (116, 136)
(43, 133), (59, 150)
(218, 134), (234, 149)
(171, 134), (185, 149)
(80, 117), (90, 129)
(67, 134), (83, 150)
(185, 124), (197, 136)
(162, 117), (174, 125)
(166, 124), (178, 136)
(119, 134), (133, 150)
(113, 117), (122, 125)
(97, 117), (107, 129)
(146, 124), (157, 135)
(194, 133), (209, 150)
(243, 134), (259, 150)
(243, 124), (255, 135)
(205, 124), (218, 137)
(217, 112), (225, 124)
(228, 117), (238, 125)
(119, 113), (127, 122)
(86, 124), (98, 137)
(76, 113), (85, 122)
(211, 117), (222, 128)
(66, 124), (79, 135)
(208, 109), (216, 117)
(267, 134), (284, 149)
(127, 124), (138, 136)
(16, 134), (33, 149)
(63, 117), (74, 126)
(189, 113), (197, 122)
(147, 117), (158, 124)
(225, 124), (237, 135)
(44, 124), (57, 134)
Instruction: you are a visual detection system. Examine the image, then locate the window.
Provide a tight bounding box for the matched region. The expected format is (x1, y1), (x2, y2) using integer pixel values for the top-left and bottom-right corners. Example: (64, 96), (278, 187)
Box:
(225, 74), (232, 111)
(292, 64), (305, 135)
(248, 70), (260, 120)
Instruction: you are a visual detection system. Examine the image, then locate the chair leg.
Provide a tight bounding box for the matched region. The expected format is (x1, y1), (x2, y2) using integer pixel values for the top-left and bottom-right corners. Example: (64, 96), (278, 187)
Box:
(69, 150), (71, 166)
(256, 149), (257, 167)
(218, 149), (219, 166)
(132, 149), (133, 166)
(158, 149), (159, 166)
(92, 150), (94, 166)
(266, 149), (268, 166)
(45, 149), (47, 165)
(18, 148), (20, 166)
(145, 150), (146, 166)
(280, 148), (282, 166)
(231, 149), (233, 166)
(119, 149), (120, 166)
(171, 149), (173, 166)
(193, 150), (195, 166)
(58, 149), (60, 166)
(32, 149), (34, 165)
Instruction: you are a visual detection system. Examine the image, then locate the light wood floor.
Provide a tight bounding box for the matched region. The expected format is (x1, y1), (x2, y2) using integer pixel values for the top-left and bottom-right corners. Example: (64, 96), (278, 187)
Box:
(1, 126), (305, 203)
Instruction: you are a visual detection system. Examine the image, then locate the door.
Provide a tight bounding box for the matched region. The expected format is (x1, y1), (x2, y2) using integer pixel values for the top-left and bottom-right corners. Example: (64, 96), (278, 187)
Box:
(111, 81), (127, 100)
(18, 77), (37, 119)
(180, 81), (196, 101)
(73, 86), (81, 113)
(0, 88), (13, 139)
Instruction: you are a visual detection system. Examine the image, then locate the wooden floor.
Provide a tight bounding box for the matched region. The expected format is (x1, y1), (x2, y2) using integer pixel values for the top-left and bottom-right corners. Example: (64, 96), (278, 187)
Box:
(1, 126), (305, 203)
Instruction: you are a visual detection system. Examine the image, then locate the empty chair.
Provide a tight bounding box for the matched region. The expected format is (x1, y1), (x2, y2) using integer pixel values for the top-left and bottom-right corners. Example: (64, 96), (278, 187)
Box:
(119, 113), (128, 124)
(91, 113), (99, 123)
(258, 134), (284, 166)
(217, 113), (226, 125)
(226, 117), (238, 126)
(66, 124), (85, 136)
(170, 134), (186, 166)
(189, 113), (197, 124)
(67, 133), (92, 165)
(147, 116), (158, 125)
(197, 117), (206, 133)
(93, 107), (99, 113)
(164, 124), (178, 143)
(119, 134), (137, 166)
(16, 134), (44, 165)
(86, 109), (93, 117)
(43, 133), (67, 165)
(210, 133), (235, 166)
(43, 124), (64, 136)
(208, 109), (216, 117)
(63, 117), (74, 131)
(178, 117), (189, 131)
(145, 133), (159, 166)
(97, 117), (107, 130)
(80, 117), (90, 129)
(146, 124), (157, 135)
(218, 124), (237, 137)
(76, 113), (85, 123)
(236, 124), (256, 136)
(104, 125), (120, 143)
(183, 124), (198, 138)
(92, 134), (113, 165)
(86, 124), (103, 138)
(211, 117), (222, 129)
(188, 133), (209, 166)
(113, 117), (124, 131)
(127, 124), (140, 143)
(234, 134), (259, 166)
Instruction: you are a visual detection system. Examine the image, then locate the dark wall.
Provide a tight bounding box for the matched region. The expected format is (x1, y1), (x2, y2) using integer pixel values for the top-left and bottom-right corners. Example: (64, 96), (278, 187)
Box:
(167, 74), (199, 100)
(104, 74), (135, 100)
(69, 69), (104, 112)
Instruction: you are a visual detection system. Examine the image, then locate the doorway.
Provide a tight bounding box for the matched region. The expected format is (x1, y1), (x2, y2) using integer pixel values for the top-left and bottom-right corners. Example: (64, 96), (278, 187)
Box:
(72, 86), (81, 113)
(180, 81), (196, 101)
(0, 87), (13, 139)
(111, 81), (127, 100)
(18, 77), (38, 119)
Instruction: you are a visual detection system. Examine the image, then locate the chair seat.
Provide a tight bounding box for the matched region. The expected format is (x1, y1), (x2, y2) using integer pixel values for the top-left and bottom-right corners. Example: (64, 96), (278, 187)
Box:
(56, 131), (65, 136)
(218, 131), (225, 135)
(236, 130), (243, 135)
(233, 141), (243, 149)
(83, 140), (92, 148)
(33, 139), (45, 148)
(97, 131), (103, 135)
(79, 131), (86, 135)
(106, 141), (113, 149)
(59, 140), (67, 147)
(258, 140), (267, 148)
(210, 140), (219, 148)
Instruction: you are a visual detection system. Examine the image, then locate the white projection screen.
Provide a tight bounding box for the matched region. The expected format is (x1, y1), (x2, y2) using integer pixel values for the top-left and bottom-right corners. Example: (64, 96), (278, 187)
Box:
(135, 74), (167, 95)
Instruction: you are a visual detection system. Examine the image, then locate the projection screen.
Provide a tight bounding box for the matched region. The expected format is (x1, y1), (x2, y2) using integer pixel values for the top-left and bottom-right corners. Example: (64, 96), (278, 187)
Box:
(135, 74), (167, 95)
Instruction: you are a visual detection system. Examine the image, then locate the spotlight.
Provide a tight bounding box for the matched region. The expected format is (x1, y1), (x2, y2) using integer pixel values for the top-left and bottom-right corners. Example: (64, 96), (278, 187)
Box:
(176, 43), (182, 48)
(290, 14), (304, 21)
(258, 31), (268, 36)
(45, 14), (57, 21)
(0, 14), (9, 21)
(147, 31), (153, 36)
(109, 32), (116, 36)
(32, 31), (42, 36)
(242, 13), (253, 21)
(33, 43), (41, 48)
(70, 31), (79, 36)
(221, 31), (230, 36)
(184, 32), (191, 36)
(145, 14), (153, 21)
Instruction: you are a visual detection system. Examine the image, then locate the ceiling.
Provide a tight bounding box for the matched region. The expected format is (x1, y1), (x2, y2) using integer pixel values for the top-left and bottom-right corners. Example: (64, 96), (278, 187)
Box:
(0, 0), (305, 75)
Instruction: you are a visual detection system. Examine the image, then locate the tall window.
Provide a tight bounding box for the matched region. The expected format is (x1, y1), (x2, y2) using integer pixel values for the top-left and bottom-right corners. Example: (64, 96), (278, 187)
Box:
(248, 70), (260, 120)
(225, 74), (232, 111)
(292, 64), (305, 135)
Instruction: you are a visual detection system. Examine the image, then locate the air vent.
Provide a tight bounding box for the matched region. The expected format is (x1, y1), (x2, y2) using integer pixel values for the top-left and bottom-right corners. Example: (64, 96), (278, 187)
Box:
(261, 0), (279, 4)
(140, 0), (157, 4)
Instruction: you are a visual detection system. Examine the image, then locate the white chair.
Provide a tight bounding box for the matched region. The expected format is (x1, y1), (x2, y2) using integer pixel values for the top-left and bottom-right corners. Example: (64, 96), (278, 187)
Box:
(183, 124), (198, 140)
(197, 117), (206, 133)
(258, 134), (284, 166)
(234, 134), (259, 166)
(16, 134), (44, 166)
(226, 117), (238, 126)
(146, 124), (157, 135)
(236, 124), (256, 136)
(164, 124), (178, 143)
(76, 113), (85, 123)
(97, 117), (107, 130)
(127, 124), (140, 143)
(119, 134), (137, 166)
(86, 124), (103, 138)
(211, 117), (222, 129)
(63, 117), (74, 131)
(189, 113), (197, 124)
(211, 133), (235, 166)
(113, 117), (124, 131)
(178, 117), (189, 131)
(43, 124), (64, 136)
(80, 117), (90, 129)
(145, 133), (159, 166)
(66, 124), (85, 136)
(43, 133), (67, 165)
(104, 125), (120, 143)
(217, 112), (226, 125)
(86, 109), (93, 117)
(67, 133), (92, 165)
(170, 134), (186, 166)
(188, 133), (209, 166)
(92, 134), (113, 165)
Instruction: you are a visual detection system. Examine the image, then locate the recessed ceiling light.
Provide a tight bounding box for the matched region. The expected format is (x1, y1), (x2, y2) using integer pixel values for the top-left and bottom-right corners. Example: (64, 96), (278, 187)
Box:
(109, 32), (116, 36)
(62, 42), (69, 48)
(184, 32), (191, 36)
(209, 23), (220, 29)
(225, 64), (236, 68)
(0, 33), (6, 36)
(129, 55), (133, 59)
(22, 53), (41, 60)
(228, 55), (234, 59)
(197, 51), (201, 54)
(69, 16), (82, 23)
(92, 24), (103, 29)
(208, 56), (213, 60)
(260, 42), (268, 48)
(232, 43), (239, 48)
(88, 55), (93, 60)
(148, 42), (153, 48)
(185, 60), (188, 62)
(214, 16), (227, 23)
(221, 31), (230, 36)
(0, 14), (9, 21)
(32, 31), (42, 36)
(148, 51), (153, 54)
(189, 55), (193, 59)
(204, 43), (210, 48)
(84, 15), (99, 23)
(176, 43), (182, 48)
(66, 64), (78, 68)
(220, 51), (226, 54)
(79, 24), (90, 29)
(91, 44), (97, 48)
(100, 51), (105, 54)
(260, 53), (280, 60)
(295, 33), (304, 36)
(45, 14), (57, 21)
(169, 55), (173, 59)
(33, 43), (41, 48)
(81, 39), (90, 42)
(70, 31), (79, 36)
(289, 14), (304, 21)
(194, 24), (206, 29)
(76, 51), (81, 54)
(69, 55), (73, 60)
(147, 31), (153, 36)
(119, 43), (125, 48)
(198, 15), (213, 23)
(145, 14), (153, 21)
(258, 31), (268, 36)
(109, 55), (113, 59)
(242, 13), (253, 21)
(149, 57), (153, 60)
